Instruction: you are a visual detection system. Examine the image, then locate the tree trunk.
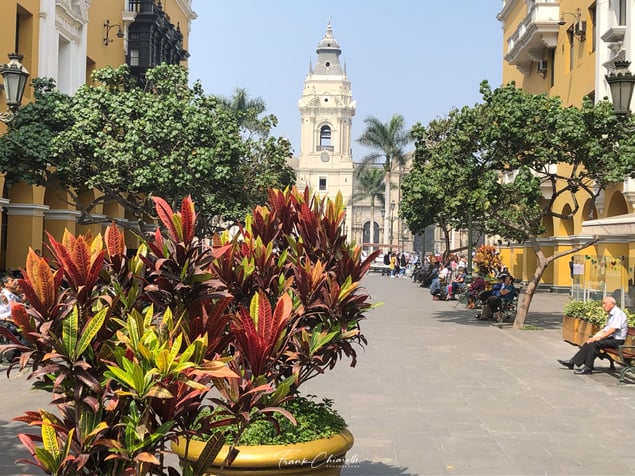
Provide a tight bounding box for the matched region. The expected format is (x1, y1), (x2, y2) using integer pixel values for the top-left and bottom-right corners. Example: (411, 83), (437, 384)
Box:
(512, 235), (598, 329)
(441, 225), (451, 262)
(513, 251), (548, 329)
(384, 169), (391, 251)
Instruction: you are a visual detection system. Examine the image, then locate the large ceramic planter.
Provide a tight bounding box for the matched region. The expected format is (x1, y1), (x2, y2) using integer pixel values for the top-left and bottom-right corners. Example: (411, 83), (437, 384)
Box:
(172, 429), (354, 476)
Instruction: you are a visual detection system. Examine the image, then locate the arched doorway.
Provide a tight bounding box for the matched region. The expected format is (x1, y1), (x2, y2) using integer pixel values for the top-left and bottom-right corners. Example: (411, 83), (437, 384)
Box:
(362, 220), (380, 250)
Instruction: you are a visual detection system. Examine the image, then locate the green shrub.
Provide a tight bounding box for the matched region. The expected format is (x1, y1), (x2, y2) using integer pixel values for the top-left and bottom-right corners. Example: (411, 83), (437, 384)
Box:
(563, 299), (635, 326)
(200, 395), (346, 446)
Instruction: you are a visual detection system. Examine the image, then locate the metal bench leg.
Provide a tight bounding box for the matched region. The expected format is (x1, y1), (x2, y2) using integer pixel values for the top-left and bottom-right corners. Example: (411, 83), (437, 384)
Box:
(619, 365), (635, 383)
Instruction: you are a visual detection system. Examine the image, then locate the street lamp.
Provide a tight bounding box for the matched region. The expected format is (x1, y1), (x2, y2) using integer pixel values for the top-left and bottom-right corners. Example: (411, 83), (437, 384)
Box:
(0, 53), (29, 124)
(605, 60), (635, 117)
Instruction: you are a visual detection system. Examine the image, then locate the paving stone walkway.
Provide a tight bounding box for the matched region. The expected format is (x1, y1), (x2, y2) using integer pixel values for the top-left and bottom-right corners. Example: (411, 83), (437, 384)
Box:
(1, 275), (633, 475)
(304, 275), (635, 476)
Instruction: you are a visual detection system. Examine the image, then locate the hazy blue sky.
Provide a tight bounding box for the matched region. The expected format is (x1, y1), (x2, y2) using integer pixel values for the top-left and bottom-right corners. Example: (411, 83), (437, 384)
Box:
(188, 1), (504, 160)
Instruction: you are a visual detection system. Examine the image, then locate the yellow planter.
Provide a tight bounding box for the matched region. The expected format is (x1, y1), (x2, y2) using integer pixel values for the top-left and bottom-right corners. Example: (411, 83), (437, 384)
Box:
(172, 429), (354, 476)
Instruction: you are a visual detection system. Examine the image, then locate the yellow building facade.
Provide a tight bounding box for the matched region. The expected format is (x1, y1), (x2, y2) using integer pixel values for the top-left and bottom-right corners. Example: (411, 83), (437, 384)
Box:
(0, 0), (195, 270)
(498, 0), (635, 301)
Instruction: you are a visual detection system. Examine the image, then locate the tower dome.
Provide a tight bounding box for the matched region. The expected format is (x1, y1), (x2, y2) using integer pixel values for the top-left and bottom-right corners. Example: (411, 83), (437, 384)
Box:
(313, 21), (344, 76)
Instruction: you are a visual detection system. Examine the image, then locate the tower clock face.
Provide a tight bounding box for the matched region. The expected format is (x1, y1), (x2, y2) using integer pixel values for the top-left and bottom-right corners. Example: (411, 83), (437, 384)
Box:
(320, 152), (330, 162)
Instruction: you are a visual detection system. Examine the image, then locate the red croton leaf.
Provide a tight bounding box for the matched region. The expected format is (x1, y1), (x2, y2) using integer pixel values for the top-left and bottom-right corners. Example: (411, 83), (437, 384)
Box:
(152, 196), (180, 242)
(47, 231), (104, 292)
(231, 292), (293, 378)
(104, 222), (126, 258)
(180, 195), (196, 244)
(21, 248), (59, 316)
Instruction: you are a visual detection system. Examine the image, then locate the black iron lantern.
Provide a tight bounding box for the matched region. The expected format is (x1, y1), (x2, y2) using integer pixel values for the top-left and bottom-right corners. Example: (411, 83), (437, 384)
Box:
(605, 60), (635, 117)
(0, 53), (29, 123)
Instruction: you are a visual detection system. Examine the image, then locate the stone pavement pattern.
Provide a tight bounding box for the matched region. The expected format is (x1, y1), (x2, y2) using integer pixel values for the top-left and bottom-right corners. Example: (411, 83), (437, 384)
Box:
(0, 275), (634, 475)
(303, 275), (635, 476)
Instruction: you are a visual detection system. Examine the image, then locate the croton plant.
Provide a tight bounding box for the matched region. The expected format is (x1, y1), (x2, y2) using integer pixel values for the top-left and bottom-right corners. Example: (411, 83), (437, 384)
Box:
(0, 186), (378, 475)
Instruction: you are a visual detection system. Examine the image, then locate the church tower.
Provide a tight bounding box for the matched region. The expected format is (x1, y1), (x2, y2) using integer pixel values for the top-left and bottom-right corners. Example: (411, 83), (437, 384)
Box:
(297, 21), (355, 238)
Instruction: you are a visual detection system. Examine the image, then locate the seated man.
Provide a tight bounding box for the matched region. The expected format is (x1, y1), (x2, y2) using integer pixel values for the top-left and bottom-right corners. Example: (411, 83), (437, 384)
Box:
(0, 272), (26, 351)
(557, 296), (628, 374)
(446, 266), (467, 300)
(429, 276), (443, 299)
(477, 275), (515, 322)
(466, 272), (486, 309)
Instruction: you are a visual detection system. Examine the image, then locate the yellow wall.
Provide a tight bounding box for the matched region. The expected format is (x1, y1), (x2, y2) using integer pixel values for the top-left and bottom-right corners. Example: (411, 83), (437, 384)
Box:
(0, 0), (40, 122)
(499, 0), (634, 294)
(0, 1), (192, 269)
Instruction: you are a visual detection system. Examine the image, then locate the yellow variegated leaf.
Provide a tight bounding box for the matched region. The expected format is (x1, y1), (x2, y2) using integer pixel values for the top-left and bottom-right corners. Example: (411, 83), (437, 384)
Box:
(76, 307), (108, 356)
(41, 412), (60, 456)
(90, 233), (104, 260)
(63, 306), (79, 360)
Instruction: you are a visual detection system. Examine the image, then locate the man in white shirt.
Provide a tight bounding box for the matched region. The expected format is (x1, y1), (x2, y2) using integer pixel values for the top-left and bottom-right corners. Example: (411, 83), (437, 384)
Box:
(0, 273), (22, 321)
(558, 296), (628, 374)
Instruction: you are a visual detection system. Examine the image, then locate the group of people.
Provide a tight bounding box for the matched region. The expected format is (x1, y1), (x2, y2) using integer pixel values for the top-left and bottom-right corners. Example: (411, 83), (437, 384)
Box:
(424, 261), (517, 323)
(383, 251), (419, 278)
(407, 253), (631, 378)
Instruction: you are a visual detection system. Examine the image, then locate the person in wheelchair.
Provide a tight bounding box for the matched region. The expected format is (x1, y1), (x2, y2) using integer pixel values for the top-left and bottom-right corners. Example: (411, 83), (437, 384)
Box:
(477, 274), (515, 322)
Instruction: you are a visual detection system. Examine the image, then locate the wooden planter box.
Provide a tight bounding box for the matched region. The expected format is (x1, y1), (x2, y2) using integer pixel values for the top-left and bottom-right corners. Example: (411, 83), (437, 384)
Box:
(562, 316), (600, 346)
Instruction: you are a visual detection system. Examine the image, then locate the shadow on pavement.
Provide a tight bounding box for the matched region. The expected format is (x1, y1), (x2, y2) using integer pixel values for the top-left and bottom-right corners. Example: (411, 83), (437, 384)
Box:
(0, 420), (37, 475)
(432, 306), (564, 330)
(342, 461), (415, 475)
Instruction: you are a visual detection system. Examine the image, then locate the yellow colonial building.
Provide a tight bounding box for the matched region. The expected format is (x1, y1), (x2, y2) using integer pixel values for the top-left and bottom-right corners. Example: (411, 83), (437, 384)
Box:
(497, 0), (635, 302)
(0, 0), (195, 270)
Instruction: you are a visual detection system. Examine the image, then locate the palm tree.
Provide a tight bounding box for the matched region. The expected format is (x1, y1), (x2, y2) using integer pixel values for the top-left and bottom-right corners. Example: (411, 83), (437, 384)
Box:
(351, 167), (385, 252)
(356, 114), (410, 248)
(217, 87), (268, 137)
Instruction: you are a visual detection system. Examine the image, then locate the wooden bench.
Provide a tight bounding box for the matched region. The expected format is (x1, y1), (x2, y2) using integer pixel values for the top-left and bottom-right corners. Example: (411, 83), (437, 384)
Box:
(598, 327), (635, 383)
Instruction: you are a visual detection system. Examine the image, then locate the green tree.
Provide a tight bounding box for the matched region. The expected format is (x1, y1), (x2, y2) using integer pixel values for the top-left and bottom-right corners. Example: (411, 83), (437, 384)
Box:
(0, 65), (295, 235)
(217, 86), (269, 137)
(0, 78), (73, 187)
(404, 81), (635, 327)
(356, 114), (411, 247)
(351, 167), (385, 251)
(401, 111), (497, 262)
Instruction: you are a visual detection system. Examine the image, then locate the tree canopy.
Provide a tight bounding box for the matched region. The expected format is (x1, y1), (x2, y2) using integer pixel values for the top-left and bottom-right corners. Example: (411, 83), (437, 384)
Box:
(357, 114), (411, 249)
(401, 80), (635, 326)
(0, 64), (295, 234)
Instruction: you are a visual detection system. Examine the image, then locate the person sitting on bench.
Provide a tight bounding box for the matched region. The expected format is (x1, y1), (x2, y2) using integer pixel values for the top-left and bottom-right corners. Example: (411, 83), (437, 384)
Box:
(557, 296), (627, 375)
(477, 274), (515, 322)
(466, 272), (486, 309)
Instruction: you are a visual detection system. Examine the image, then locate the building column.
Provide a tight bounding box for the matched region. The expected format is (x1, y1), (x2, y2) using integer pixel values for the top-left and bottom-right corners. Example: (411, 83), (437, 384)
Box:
(4, 203), (50, 269)
(44, 209), (83, 242)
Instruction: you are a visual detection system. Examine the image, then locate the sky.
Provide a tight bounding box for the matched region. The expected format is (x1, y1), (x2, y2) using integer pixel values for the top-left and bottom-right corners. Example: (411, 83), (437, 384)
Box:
(187, 1), (504, 161)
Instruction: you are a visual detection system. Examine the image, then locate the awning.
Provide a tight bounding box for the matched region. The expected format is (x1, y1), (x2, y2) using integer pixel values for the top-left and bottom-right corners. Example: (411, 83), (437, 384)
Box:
(581, 213), (635, 236)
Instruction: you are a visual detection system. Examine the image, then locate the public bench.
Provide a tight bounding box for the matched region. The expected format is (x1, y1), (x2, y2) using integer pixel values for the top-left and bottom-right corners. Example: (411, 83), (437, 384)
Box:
(369, 264), (390, 275)
(597, 327), (635, 383)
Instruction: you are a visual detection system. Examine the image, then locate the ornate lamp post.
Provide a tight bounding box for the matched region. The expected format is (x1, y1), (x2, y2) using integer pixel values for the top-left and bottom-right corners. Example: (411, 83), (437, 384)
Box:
(0, 53), (30, 124)
(605, 60), (635, 117)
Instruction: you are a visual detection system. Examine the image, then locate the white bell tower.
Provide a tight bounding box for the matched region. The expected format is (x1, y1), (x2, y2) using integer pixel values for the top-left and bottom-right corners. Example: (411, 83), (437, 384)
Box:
(297, 21), (356, 238)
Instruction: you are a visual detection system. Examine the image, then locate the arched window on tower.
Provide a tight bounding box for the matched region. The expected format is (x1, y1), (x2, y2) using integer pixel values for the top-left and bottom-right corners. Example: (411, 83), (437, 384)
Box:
(318, 125), (333, 151)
